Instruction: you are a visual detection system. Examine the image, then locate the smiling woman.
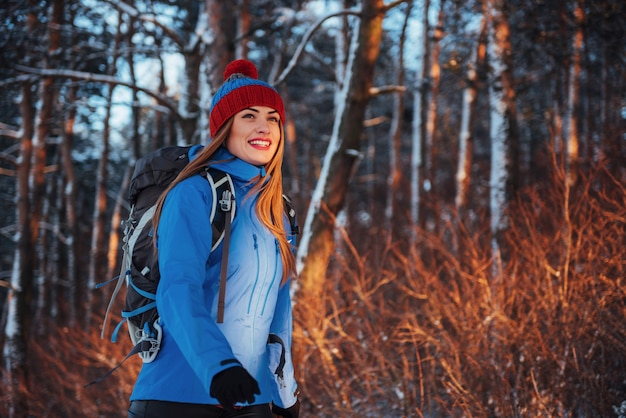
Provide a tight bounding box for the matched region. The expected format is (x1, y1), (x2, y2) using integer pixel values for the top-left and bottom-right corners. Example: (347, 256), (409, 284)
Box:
(125, 59), (300, 418)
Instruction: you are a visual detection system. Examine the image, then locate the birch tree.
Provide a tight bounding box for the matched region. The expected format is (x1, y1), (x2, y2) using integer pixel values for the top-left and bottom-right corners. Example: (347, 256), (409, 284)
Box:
(423, 0), (445, 232)
(455, 0), (488, 215)
(4, 71), (35, 418)
(410, 0), (430, 234)
(295, 0), (385, 308)
(488, 0), (518, 261)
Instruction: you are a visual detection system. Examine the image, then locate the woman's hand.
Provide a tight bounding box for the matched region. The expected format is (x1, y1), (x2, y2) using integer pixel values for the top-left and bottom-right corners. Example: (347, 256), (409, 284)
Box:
(210, 366), (260, 408)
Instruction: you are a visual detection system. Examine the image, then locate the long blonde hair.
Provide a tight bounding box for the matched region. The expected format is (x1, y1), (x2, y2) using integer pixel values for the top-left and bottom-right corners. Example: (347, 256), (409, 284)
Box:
(152, 118), (296, 285)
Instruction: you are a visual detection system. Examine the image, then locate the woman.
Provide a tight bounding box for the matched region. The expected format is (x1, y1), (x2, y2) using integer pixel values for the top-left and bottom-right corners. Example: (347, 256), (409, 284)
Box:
(127, 59), (300, 418)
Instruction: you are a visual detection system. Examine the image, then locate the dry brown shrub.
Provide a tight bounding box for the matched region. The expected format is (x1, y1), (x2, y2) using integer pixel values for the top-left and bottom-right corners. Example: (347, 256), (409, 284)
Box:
(1, 312), (140, 417)
(294, 164), (625, 417)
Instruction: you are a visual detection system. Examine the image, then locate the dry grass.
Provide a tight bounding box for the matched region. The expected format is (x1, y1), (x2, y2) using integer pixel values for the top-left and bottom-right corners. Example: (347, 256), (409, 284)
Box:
(293, 165), (625, 417)
(1, 312), (140, 417)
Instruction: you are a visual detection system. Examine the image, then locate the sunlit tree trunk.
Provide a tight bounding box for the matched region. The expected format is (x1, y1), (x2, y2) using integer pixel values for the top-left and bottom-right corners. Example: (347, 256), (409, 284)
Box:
(236, 0), (250, 59)
(204, 0), (236, 123)
(4, 3), (63, 414)
(297, 0), (385, 290)
(424, 1), (445, 232)
(564, 0), (583, 186)
(4, 81), (35, 418)
(455, 0), (488, 216)
(295, 1), (385, 415)
(206, 0), (235, 87)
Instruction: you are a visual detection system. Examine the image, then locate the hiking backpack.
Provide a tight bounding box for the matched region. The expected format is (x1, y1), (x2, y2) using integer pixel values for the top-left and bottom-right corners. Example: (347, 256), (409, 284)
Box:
(96, 145), (298, 377)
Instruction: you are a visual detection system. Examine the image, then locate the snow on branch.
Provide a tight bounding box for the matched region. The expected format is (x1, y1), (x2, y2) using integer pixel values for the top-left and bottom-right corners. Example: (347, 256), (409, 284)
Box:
(272, 8), (361, 86)
(101, 0), (185, 47)
(15, 65), (182, 121)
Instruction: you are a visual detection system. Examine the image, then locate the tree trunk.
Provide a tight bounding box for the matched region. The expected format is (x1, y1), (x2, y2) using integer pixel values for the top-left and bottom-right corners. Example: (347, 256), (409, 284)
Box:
(489, 0), (518, 245)
(204, 0), (236, 134)
(456, 0), (488, 216)
(385, 2), (411, 240)
(236, 0), (251, 59)
(60, 85), (79, 326)
(565, 0), (583, 186)
(87, 8), (122, 327)
(294, 17), (386, 412)
(411, 0), (431, 234)
(4, 82), (35, 418)
(424, 1), (445, 232)
(297, 0), (384, 292)
(4, 1), (63, 415)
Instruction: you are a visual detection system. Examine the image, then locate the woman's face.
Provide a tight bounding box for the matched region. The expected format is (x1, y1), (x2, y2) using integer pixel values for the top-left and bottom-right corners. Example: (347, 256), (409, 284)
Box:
(225, 106), (281, 166)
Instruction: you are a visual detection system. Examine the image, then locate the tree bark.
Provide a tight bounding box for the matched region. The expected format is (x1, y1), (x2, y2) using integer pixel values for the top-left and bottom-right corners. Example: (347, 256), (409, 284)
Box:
(86, 7), (122, 327)
(60, 85), (78, 326)
(296, 0), (384, 310)
(4, 81), (35, 418)
(293, 6), (386, 413)
(4, 0), (63, 415)
(424, 1), (445, 232)
(565, 0), (583, 186)
(489, 0), (519, 243)
(411, 0), (431, 234)
(385, 2), (411, 240)
(456, 0), (488, 216)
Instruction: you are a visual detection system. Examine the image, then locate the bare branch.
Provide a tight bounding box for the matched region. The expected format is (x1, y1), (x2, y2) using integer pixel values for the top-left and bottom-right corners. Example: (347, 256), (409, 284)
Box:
(15, 65), (182, 121)
(0, 74), (38, 88)
(272, 9), (361, 86)
(100, 0), (185, 47)
(0, 129), (20, 139)
(382, 0), (412, 13)
(0, 280), (15, 290)
(369, 84), (407, 97)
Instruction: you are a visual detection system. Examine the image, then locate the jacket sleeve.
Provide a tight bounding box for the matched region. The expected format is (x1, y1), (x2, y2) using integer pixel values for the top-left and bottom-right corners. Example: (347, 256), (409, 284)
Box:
(156, 177), (238, 396)
(267, 277), (299, 409)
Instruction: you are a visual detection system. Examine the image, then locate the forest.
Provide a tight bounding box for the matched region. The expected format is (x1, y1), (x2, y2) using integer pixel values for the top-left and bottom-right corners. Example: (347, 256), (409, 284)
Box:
(0, 0), (625, 417)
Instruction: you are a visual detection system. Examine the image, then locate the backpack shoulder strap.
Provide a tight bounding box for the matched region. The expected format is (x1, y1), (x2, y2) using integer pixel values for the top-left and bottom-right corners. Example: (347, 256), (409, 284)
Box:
(282, 194), (299, 236)
(205, 168), (236, 251)
(204, 168), (235, 323)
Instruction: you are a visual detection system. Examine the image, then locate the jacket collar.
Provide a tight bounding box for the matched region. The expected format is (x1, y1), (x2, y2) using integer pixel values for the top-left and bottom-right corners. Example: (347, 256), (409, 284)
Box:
(189, 145), (266, 182)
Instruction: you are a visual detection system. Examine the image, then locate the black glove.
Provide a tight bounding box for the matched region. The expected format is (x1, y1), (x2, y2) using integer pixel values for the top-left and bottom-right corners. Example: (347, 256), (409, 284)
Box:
(272, 398), (300, 418)
(210, 366), (260, 407)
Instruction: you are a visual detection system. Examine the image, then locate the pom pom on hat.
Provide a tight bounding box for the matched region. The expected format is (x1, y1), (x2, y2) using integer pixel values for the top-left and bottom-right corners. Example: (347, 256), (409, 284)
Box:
(210, 59), (285, 136)
(224, 59), (258, 81)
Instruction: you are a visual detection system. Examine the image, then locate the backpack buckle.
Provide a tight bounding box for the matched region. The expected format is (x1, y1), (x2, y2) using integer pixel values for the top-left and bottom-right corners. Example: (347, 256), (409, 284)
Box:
(136, 318), (162, 364)
(219, 190), (233, 212)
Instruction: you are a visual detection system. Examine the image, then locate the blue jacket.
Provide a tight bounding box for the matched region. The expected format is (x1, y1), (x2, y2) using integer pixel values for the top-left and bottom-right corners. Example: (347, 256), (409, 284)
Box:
(130, 146), (298, 409)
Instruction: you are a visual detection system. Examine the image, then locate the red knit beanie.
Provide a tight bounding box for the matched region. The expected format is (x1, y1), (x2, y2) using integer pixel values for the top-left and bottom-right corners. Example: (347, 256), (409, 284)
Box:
(209, 59), (285, 136)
